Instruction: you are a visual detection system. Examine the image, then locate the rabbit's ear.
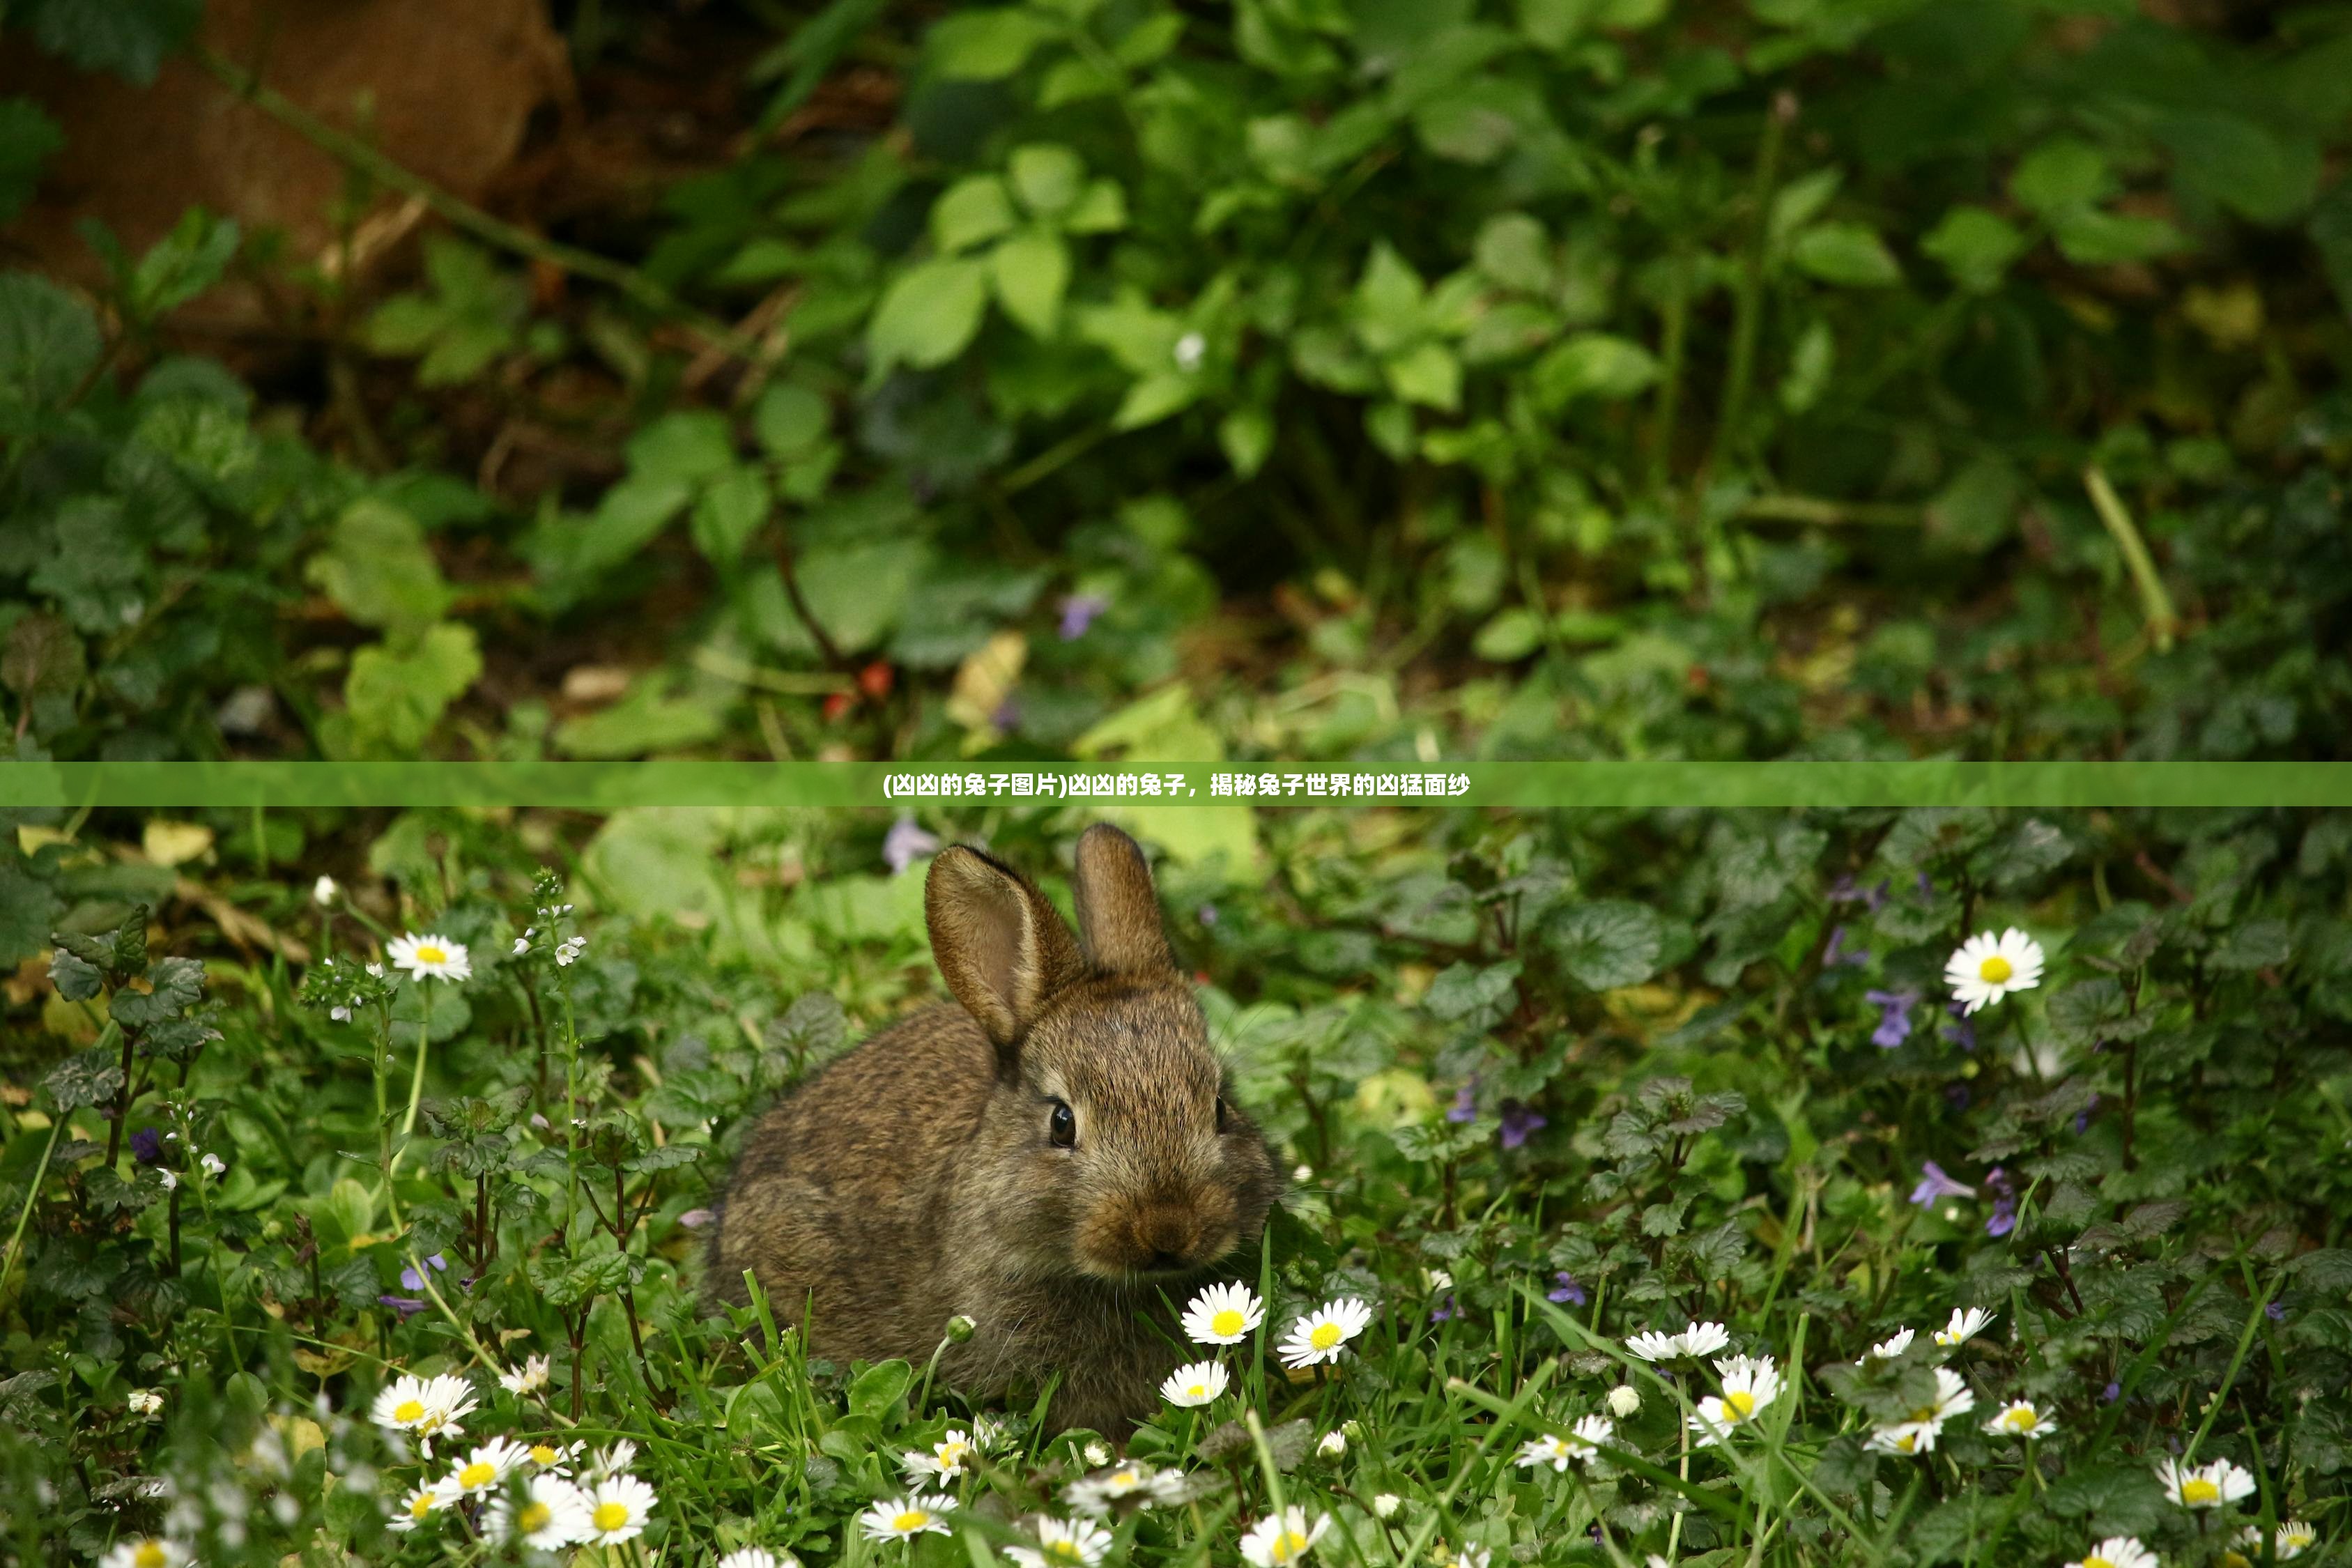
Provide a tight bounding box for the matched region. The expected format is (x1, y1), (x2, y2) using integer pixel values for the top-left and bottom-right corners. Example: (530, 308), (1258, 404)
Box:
(927, 845), (1084, 1050)
(1071, 823), (1174, 976)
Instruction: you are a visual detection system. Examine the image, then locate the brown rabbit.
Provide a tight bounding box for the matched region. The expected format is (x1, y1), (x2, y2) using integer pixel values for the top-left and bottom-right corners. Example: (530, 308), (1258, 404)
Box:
(708, 823), (1281, 1434)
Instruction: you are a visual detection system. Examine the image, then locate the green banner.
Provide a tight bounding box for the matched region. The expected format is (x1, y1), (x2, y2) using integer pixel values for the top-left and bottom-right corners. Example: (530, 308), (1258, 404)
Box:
(3, 760), (2349, 808)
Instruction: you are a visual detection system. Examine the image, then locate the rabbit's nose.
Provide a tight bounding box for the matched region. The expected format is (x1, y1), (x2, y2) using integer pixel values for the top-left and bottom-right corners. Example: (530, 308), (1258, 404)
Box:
(1132, 1206), (1202, 1270)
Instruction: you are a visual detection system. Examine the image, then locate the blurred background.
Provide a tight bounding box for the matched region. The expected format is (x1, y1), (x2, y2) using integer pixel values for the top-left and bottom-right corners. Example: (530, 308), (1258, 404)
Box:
(3, 0), (2348, 788)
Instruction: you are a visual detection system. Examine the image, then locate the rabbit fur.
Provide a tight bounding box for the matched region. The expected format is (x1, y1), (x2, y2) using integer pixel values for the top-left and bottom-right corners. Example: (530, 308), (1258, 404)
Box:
(707, 823), (1279, 1434)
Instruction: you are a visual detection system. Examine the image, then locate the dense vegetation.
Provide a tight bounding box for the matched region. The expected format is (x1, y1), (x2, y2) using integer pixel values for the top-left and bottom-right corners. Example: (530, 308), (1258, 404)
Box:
(3, 1), (2351, 1565)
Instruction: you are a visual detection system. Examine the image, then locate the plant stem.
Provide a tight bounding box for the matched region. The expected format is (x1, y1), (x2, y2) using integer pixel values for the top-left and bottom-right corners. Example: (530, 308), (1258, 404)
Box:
(2082, 464), (2179, 653)
(1711, 92), (1796, 472)
(194, 47), (748, 357)
(1649, 247), (1695, 495)
(105, 1022), (134, 1169)
(0, 1119), (64, 1301)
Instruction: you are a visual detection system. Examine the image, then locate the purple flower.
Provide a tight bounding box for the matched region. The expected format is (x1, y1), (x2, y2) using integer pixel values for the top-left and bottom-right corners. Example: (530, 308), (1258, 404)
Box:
(399, 1254), (448, 1293)
(1909, 1161), (1976, 1208)
(883, 816), (942, 875)
(1058, 594), (1109, 640)
(991, 696), (1022, 732)
(378, 1294), (428, 1319)
(1984, 1167), (2017, 1238)
(2073, 1093), (2099, 1135)
(1943, 999), (1976, 1052)
(1499, 1101), (1547, 1150)
(1916, 871), (1935, 896)
(1829, 874), (1890, 911)
(130, 1128), (164, 1166)
(1866, 989), (1919, 1048)
(1445, 1081), (1478, 1124)
(2101, 1381), (2121, 1404)
(1431, 1292), (1458, 1323)
(1548, 1272), (1587, 1306)
(1824, 925), (1871, 968)
(2266, 1301), (2286, 1322)
(678, 1208), (716, 1230)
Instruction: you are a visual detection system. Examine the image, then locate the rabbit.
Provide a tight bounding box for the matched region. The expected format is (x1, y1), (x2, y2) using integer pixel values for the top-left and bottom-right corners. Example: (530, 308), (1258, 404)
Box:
(707, 822), (1281, 1434)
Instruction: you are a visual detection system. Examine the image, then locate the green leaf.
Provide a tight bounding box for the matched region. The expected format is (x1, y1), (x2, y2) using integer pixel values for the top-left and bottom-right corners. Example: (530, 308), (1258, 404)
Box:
(847, 1359), (914, 1420)
(304, 500), (455, 636)
(0, 99), (64, 226)
(2155, 111), (2319, 226)
(1921, 206), (2027, 293)
(1061, 178), (1128, 234)
(2011, 138), (2112, 217)
(753, 384), (831, 459)
(930, 175), (1018, 254)
(1113, 373), (1203, 430)
(1382, 340), (1461, 411)
(1354, 243), (1429, 355)
(339, 623), (484, 756)
(0, 272), (102, 412)
(553, 679), (728, 758)
(627, 411), (738, 486)
(1543, 900), (1666, 990)
(1474, 213), (1553, 294)
(928, 8), (1057, 79)
(1789, 223), (1902, 288)
(1529, 332), (1660, 407)
(1218, 406), (1274, 477)
(1777, 319), (1833, 414)
(990, 230), (1071, 337)
(1473, 607), (1543, 662)
(691, 467), (771, 564)
(0, 862), (63, 968)
(2047, 208), (2185, 266)
(124, 208), (240, 323)
(1008, 143), (1086, 217)
(867, 258), (992, 374)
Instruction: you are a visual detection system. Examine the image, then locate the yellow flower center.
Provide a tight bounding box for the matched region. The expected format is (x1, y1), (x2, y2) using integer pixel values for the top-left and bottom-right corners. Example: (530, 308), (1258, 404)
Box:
(2002, 1407), (2035, 1431)
(1978, 955), (2013, 983)
(1723, 1390), (1756, 1421)
(2082, 1558), (2113, 1568)
(392, 1399), (425, 1423)
(1893, 1432), (1919, 1453)
(2220, 1555), (2252, 1568)
(1187, 1383), (1208, 1398)
(1047, 1543), (1083, 1562)
(530, 1445), (558, 1466)
(1910, 1405), (1938, 1423)
(410, 1493), (436, 1520)
(459, 1462), (495, 1489)
(519, 1502), (551, 1532)
(893, 1511), (930, 1533)
(938, 1441), (969, 1468)
(1271, 1530), (1310, 1562)
(594, 1502), (631, 1532)
(2182, 1478), (2221, 1505)
(133, 1545), (167, 1568)
(1309, 1323), (1343, 1350)
(1110, 1470), (1139, 1488)
(1212, 1309), (1245, 1336)
(415, 946), (447, 965)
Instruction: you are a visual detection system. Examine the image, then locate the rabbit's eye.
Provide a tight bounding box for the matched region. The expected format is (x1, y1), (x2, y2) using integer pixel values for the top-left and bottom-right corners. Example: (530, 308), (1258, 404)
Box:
(1048, 1098), (1077, 1148)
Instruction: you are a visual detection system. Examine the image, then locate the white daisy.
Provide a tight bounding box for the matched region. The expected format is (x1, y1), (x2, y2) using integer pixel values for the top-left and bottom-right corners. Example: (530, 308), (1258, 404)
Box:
(2238, 1521), (2316, 1560)
(584, 1473), (661, 1546)
(1438, 1548), (1490, 1568)
(369, 1371), (478, 1454)
(1516, 1413), (1613, 1471)
(718, 1552), (801, 1568)
(388, 931), (472, 983)
(498, 1354), (551, 1395)
(486, 1473), (594, 1551)
(388, 1479), (453, 1532)
(1063, 1461), (1157, 1516)
(1932, 1307), (1996, 1349)
(126, 1388), (162, 1416)
(445, 1436), (532, 1497)
(1862, 1328), (1915, 1362)
(861, 1493), (956, 1542)
(1946, 928), (2043, 1014)
(1277, 1297), (1374, 1367)
(524, 1438), (583, 1473)
(1005, 1516), (1114, 1568)
(1183, 1281), (1266, 1345)
(588, 1439), (638, 1479)
(2157, 1456), (2255, 1510)
(902, 1429), (978, 1482)
(1865, 1367), (1976, 1457)
(1239, 1507), (1331, 1567)
(1983, 1398), (2058, 1438)
(1162, 1360), (1230, 1408)
(1689, 1355), (1781, 1446)
(1608, 1385), (1641, 1417)
(1627, 1321), (1732, 1362)
(2064, 1538), (2158, 1568)
(1371, 1494), (1401, 1519)
(1316, 1430), (1346, 1457)
(98, 1539), (191, 1568)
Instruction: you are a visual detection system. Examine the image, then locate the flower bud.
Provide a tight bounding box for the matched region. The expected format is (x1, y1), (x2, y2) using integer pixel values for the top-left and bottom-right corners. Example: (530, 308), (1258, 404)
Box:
(946, 1314), (977, 1344)
(1372, 1493), (1401, 1519)
(1608, 1384), (1641, 1418)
